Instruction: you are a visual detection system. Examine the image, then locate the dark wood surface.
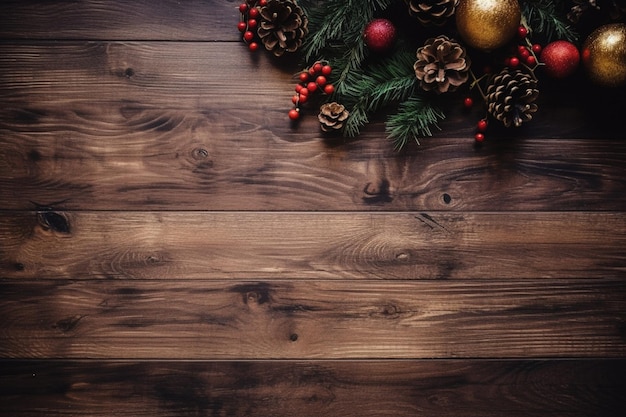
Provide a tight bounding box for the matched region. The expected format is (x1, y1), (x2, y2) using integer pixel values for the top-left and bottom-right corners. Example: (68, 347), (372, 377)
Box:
(1, 1), (625, 416)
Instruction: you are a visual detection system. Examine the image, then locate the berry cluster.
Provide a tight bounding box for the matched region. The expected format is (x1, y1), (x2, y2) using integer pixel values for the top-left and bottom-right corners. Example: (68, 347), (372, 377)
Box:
(504, 25), (543, 70)
(237, 1), (267, 52)
(289, 61), (335, 121)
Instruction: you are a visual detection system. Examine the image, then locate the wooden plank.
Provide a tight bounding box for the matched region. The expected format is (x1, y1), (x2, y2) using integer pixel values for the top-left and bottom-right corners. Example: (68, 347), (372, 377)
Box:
(1, 279), (624, 359)
(2, 211), (625, 280)
(1, 42), (625, 211)
(1, 359), (624, 416)
(0, 0), (240, 41)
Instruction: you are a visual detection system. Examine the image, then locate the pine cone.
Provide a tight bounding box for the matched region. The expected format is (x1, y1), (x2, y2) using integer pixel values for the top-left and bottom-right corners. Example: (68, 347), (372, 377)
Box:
(404, 0), (459, 26)
(486, 68), (539, 128)
(258, 0), (308, 57)
(318, 102), (349, 132)
(414, 35), (470, 94)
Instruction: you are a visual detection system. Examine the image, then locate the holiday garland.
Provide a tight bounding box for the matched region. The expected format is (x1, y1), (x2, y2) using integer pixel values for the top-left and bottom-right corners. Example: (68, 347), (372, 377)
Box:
(237, 0), (626, 150)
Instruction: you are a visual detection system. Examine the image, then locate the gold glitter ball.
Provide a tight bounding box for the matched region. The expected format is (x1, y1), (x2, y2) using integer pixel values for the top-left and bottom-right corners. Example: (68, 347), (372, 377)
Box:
(582, 23), (626, 87)
(455, 0), (521, 51)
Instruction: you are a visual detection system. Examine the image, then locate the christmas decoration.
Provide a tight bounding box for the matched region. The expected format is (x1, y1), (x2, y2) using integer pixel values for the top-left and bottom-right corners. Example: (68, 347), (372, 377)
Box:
(404, 0), (460, 26)
(540, 40), (581, 78)
(455, 0), (521, 51)
(486, 68), (539, 128)
(236, 0), (626, 150)
(582, 23), (626, 86)
(258, 0), (309, 56)
(414, 35), (471, 93)
(363, 18), (397, 54)
(318, 102), (350, 132)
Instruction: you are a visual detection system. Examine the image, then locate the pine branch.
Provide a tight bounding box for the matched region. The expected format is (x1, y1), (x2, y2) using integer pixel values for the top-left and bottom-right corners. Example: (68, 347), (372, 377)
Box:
(521, 0), (578, 43)
(386, 97), (445, 151)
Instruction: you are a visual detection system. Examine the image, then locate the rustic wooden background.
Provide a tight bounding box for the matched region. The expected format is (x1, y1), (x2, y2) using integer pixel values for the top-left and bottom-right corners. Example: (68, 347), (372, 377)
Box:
(1, 1), (625, 415)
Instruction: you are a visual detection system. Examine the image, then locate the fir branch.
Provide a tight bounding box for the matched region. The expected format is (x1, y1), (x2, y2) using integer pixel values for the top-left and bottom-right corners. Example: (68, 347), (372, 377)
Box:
(521, 0), (578, 43)
(300, 0), (392, 63)
(337, 48), (419, 137)
(386, 97), (445, 151)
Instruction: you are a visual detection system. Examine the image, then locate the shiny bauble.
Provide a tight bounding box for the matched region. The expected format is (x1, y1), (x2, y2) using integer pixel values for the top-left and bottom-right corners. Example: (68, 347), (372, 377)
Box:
(363, 18), (397, 54)
(541, 40), (580, 79)
(456, 0), (521, 51)
(582, 23), (626, 87)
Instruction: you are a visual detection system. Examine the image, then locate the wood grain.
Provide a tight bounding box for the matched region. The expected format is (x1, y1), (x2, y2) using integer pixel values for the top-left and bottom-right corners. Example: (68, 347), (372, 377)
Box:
(1, 42), (625, 211)
(1, 360), (624, 416)
(0, 0), (240, 41)
(2, 211), (625, 280)
(1, 279), (624, 359)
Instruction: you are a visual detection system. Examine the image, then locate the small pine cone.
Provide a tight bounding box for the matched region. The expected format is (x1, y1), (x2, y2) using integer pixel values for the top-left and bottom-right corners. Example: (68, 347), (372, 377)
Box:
(486, 68), (539, 128)
(318, 102), (349, 132)
(404, 0), (459, 26)
(258, 0), (308, 57)
(414, 35), (470, 94)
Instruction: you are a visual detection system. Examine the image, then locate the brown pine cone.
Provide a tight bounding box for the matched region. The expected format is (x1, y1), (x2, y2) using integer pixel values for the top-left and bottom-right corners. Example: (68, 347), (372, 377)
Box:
(404, 0), (459, 26)
(318, 102), (349, 132)
(258, 0), (308, 57)
(486, 68), (539, 128)
(414, 35), (470, 93)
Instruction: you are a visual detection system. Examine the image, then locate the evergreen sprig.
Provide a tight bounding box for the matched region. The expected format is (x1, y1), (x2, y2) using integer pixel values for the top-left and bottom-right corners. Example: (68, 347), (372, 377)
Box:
(386, 97), (445, 151)
(338, 48), (420, 138)
(521, 0), (578, 43)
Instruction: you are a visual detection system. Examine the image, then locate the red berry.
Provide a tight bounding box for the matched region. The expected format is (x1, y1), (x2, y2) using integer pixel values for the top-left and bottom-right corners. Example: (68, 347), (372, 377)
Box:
(299, 87), (309, 96)
(323, 84), (335, 95)
(298, 94), (308, 104)
(239, 3), (248, 13)
(508, 56), (520, 68)
(247, 19), (257, 30)
(477, 119), (488, 132)
(363, 18), (397, 54)
(313, 62), (323, 73)
(321, 65), (332, 75)
(316, 75), (327, 86)
(248, 7), (259, 19)
(526, 55), (537, 66)
(259, 0), (268, 5)
(295, 84), (303, 93)
(475, 133), (485, 143)
(518, 46), (530, 59)
(288, 109), (300, 120)
(248, 42), (259, 52)
(307, 82), (318, 93)
(540, 40), (580, 79)
(237, 21), (247, 32)
(532, 44), (542, 54)
(308, 67), (316, 76)
(518, 25), (528, 39)
(243, 31), (254, 42)
(292, 95), (299, 105)
(463, 97), (473, 108)
(299, 72), (309, 83)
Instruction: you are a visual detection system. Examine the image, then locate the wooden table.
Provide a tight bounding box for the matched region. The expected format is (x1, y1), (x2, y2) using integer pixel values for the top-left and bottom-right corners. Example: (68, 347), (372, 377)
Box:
(1, 1), (625, 415)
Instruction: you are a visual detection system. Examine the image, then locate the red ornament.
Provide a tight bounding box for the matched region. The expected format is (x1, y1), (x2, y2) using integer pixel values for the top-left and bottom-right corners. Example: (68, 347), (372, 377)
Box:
(540, 40), (580, 79)
(363, 18), (397, 54)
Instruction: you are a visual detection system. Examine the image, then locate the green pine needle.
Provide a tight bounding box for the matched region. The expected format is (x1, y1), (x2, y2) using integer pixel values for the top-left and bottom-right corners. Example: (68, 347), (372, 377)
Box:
(521, 0), (578, 43)
(386, 97), (445, 151)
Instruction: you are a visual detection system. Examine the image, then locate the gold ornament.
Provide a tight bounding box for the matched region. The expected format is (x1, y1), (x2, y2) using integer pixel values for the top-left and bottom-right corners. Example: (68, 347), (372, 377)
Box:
(455, 0), (521, 51)
(582, 23), (626, 87)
